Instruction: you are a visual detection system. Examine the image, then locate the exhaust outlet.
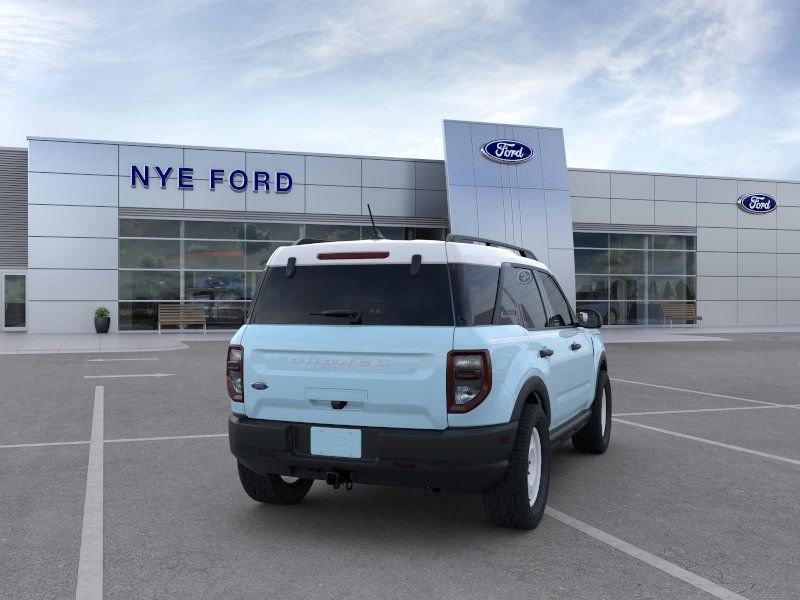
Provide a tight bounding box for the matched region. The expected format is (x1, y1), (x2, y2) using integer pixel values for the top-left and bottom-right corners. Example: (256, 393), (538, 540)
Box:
(325, 470), (353, 490)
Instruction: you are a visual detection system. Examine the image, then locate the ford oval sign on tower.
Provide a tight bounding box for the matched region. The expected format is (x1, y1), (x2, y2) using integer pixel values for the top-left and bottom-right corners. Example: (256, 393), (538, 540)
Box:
(480, 140), (534, 163)
(737, 193), (777, 214)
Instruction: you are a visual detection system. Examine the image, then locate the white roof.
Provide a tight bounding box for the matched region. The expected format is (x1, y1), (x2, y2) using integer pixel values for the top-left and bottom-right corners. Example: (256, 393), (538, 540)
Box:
(446, 241), (548, 270)
(268, 239), (549, 271)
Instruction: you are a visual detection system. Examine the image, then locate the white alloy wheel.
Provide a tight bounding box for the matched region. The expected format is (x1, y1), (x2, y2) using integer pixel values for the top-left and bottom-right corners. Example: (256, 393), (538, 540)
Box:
(600, 389), (607, 435)
(280, 475), (300, 483)
(527, 429), (542, 506)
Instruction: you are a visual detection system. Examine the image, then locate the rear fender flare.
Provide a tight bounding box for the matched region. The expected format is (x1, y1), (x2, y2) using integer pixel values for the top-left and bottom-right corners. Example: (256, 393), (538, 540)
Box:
(598, 350), (608, 373)
(510, 377), (552, 425)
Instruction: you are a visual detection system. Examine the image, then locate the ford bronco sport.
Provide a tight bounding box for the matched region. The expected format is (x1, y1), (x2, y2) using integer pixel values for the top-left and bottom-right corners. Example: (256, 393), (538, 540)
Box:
(227, 234), (610, 529)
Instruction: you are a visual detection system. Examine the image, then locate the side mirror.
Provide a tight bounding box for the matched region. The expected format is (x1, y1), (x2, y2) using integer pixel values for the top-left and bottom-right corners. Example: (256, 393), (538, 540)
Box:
(577, 308), (602, 329)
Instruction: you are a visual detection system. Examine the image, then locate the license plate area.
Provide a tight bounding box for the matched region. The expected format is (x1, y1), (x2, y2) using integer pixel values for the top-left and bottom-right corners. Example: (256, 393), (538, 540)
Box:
(310, 426), (362, 459)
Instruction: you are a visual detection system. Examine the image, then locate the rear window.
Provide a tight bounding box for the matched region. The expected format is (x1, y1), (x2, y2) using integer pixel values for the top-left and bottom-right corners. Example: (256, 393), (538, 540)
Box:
(250, 264), (454, 326)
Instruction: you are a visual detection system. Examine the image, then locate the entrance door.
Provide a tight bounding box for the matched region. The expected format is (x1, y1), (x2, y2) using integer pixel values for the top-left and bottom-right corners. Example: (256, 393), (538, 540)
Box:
(1, 272), (27, 331)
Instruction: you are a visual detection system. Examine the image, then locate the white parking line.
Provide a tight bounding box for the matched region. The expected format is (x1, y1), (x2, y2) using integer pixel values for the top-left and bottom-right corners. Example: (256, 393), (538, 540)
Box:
(86, 357), (159, 362)
(611, 379), (800, 415)
(614, 418), (800, 467)
(614, 404), (800, 417)
(105, 433), (227, 444)
(0, 433), (228, 449)
(545, 507), (748, 600)
(76, 386), (104, 600)
(0, 440), (90, 449)
(611, 378), (778, 406)
(82, 373), (174, 379)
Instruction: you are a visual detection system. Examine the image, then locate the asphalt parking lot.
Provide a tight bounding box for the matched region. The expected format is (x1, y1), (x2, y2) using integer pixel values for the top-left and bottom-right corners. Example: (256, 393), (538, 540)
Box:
(2, 333), (799, 600)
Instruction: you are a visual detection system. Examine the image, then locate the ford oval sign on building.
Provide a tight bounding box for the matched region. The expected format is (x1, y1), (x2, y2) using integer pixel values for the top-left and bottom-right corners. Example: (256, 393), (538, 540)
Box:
(480, 140), (534, 163)
(737, 193), (777, 214)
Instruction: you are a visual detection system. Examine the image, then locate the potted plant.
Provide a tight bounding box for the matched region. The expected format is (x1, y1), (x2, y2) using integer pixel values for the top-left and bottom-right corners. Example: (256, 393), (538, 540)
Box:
(94, 307), (111, 334)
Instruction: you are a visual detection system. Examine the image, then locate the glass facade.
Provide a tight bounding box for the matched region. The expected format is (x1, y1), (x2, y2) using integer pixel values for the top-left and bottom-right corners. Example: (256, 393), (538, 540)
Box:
(118, 219), (447, 330)
(2, 274), (26, 329)
(574, 232), (696, 325)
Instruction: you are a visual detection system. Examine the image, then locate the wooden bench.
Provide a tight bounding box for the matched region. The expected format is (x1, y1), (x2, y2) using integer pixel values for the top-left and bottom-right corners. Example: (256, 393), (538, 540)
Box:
(158, 304), (207, 334)
(661, 303), (702, 326)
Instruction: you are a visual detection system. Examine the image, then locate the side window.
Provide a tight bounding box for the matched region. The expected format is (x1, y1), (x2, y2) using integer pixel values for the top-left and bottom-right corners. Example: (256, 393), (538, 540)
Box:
(538, 271), (574, 327)
(495, 266), (547, 330)
(450, 264), (500, 326)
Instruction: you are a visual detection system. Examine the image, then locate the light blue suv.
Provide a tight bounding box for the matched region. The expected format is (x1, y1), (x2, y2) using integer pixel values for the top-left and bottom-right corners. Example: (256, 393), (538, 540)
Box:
(227, 234), (610, 529)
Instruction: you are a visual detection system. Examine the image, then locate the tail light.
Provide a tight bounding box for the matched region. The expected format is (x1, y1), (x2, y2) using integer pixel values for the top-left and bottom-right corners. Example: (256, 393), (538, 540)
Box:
(226, 345), (244, 402)
(447, 350), (491, 413)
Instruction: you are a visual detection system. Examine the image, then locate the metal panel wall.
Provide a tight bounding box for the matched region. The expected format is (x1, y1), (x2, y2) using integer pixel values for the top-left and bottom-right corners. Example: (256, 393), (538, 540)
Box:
(27, 140), (119, 332)
(443, 120), (575, 304)
(570, 168), (800, 325)
(0, 148), (28, 267)
(21, 136), (800, 330)
(23, 137), (450, 333)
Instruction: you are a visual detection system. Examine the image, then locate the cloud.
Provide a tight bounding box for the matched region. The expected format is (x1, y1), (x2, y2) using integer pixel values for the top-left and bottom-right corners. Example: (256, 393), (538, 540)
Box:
(0, 1), (94, 97)
(389, 0), (790, 176)
(231, 0), (520, 87)
(0, 0), (796, 178)
(443, 0), (779, 125)
(606, 0), (777, 127)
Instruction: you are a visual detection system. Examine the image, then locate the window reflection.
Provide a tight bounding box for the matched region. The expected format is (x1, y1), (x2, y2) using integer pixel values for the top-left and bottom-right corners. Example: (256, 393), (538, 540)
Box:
(245, 223), (301, 241)
(610, 250), (645, 274)
(184, 272), (245, 301)
(573, 233), (696, 325)
(306, 224), (361, 241)
(118, 219), (447, 330)
(575, 249), (609, 274)
(245, 242), (282, 270)
(575, 276), (608, 300)
(184, 241), (245, 269)
(185, 221), (245, 240)
(610, 277), (645, 301)
(119, 219), (180, 238)
(119, 239), (180, 269)
(119, 271), (180, 300)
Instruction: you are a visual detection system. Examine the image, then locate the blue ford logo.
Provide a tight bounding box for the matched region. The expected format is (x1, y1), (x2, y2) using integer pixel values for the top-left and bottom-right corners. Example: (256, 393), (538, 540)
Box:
(481, 140), (534, 163)
(737, 193), (777, 214)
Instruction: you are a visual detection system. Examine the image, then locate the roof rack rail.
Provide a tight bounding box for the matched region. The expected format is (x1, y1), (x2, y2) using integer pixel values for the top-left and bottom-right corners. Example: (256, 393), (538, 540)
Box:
(446, 234), (537, 260)
(293, 238), (328, 246)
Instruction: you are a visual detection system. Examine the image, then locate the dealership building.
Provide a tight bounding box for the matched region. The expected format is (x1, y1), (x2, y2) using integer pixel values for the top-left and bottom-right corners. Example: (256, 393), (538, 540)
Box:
(0, 119), (799, 334)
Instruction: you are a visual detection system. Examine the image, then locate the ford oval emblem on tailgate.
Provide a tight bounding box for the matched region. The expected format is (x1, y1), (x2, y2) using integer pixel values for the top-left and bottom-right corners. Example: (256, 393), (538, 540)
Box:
(480, 139), (534, 163)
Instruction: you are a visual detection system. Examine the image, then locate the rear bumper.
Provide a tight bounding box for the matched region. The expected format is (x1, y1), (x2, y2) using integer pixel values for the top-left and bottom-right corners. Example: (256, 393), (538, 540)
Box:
(228, 414), (518, 492)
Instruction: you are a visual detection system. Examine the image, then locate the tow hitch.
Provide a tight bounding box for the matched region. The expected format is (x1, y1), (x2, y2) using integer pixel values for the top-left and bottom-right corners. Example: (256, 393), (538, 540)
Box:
(325, 470), (353, 490)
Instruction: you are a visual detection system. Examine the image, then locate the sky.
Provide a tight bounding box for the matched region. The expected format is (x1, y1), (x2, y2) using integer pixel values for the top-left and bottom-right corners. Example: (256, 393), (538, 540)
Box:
(1, 0), (799, 179)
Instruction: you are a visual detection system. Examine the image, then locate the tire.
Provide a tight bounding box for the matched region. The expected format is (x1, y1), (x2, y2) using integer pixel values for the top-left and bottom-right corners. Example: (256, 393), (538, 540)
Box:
(482, 403), (550, 530)
(237, 462), (314, 505)
(572, 370), (612, 454)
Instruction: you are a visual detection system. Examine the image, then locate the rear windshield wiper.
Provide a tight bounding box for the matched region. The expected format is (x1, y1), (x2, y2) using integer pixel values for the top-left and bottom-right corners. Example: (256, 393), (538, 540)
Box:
(310, 309), (362, 324)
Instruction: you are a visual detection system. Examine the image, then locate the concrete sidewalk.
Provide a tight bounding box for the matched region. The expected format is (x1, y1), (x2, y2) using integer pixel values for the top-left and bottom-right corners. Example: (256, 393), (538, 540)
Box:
(600, 324), (800, 344)
(0, 331), (232, 354)
(2, 324), (800, 354)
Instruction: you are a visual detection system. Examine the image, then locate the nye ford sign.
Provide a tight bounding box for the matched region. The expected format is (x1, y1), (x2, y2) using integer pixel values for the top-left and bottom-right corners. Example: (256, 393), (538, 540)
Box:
(737, 193), (777, 214)
(480, 140), (534, 163)
(130, 165), (293, 193)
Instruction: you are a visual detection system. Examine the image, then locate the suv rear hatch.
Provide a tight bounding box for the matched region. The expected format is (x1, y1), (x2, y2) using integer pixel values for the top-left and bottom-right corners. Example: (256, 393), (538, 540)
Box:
(241, 241), (454, 430)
